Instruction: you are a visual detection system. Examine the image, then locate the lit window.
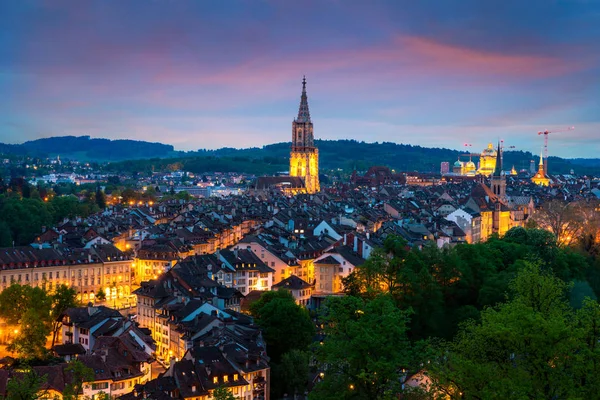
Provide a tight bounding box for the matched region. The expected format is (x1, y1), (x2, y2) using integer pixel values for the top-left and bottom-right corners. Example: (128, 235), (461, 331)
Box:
(213, 376), (218, 384)
(234, 374), (239, 381)
(223, 375), (229, 382)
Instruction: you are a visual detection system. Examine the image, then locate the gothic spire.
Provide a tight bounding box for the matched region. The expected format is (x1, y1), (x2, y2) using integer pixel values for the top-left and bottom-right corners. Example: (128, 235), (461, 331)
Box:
(539, 147), (544, 166)
(493, 141), (502, 177)
(296, 76), (311, 123)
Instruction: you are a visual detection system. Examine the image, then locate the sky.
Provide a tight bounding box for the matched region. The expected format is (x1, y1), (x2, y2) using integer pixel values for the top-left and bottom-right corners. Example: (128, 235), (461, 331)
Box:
(1, 1), (599, 158)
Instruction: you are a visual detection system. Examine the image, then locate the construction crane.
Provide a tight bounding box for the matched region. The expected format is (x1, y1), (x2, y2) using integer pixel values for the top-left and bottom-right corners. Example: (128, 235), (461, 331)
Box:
(537, 126), (574, 175)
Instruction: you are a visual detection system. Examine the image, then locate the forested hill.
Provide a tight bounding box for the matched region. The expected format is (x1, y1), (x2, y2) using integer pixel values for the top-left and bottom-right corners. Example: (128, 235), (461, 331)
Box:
(2, 136), (600, 175)
(0, 136), (175, 160)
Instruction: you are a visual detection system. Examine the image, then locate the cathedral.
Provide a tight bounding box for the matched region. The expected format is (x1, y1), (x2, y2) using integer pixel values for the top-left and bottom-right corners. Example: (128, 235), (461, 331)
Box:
(253, 77), (320, 195)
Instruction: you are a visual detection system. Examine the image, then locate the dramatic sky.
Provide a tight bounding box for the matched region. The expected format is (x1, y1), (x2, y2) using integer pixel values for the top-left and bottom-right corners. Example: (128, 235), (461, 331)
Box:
(1, 1), (599, 157)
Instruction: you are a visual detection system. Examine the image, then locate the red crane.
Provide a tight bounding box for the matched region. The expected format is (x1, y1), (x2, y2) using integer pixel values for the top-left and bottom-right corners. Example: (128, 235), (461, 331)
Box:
(537, 126), (574, 175)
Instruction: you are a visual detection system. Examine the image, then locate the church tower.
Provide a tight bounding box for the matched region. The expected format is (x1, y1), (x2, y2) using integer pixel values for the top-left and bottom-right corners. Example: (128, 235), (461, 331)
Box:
(290, 77), (320, 194)
(490, 141), (506, 201)
(531, 147), (550, 186)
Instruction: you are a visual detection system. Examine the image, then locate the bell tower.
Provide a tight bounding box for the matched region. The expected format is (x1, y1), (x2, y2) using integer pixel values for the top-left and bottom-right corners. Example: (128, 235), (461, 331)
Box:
(290, 76), (320, 194)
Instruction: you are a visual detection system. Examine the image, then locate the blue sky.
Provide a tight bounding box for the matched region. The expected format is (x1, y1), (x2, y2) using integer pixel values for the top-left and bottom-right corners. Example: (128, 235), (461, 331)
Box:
(1, 0), (599, 157)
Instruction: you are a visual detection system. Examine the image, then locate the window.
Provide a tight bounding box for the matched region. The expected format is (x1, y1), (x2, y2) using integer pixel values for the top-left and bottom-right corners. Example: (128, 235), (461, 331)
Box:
(223, 375), (229, 382)
(234, 374), (239, 381)
(213, 376), (219, 384)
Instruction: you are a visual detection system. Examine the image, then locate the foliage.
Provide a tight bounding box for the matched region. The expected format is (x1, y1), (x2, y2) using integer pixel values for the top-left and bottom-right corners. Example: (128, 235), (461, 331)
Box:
(310, 295), (423, 400)
(343, 230), (594, 341)
(4, 366), (47, 400)
(62, 360), (95, 400)
(95, 287), (107, 302)
(7, 308), (51, 360)
(0, 284), (52, 325)
(50, 284), (79, 347)
(274, 349), (311, 399)
(531, 199), (600, 247)
(430, 263), (600, 399)
(212, 386), (236, 400)
(0, 283), (78, 360)
(249, 289), (315, 363)
(0, 193), (100, 246)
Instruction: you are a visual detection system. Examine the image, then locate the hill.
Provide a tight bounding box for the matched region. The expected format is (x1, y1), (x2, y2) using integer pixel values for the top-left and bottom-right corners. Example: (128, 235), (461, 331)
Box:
(1, 136), (175, 161)
(2, 136), (600, 175)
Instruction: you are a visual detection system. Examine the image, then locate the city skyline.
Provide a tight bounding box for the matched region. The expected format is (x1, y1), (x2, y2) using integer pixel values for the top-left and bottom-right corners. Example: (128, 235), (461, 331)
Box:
(2, 1), (600, 157)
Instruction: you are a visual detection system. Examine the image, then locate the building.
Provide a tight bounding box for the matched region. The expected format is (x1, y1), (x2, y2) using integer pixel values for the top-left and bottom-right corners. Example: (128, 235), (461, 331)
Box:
(58, 305), (124, 353)
(254, 77), (320, 195)
(440, 162), (449, 175)
(531, 148), (550, 186)
(272, 274), (314, 306)
(477, 143), (497, 177)
(0, 245), (132, 307)
(289, 76), (320, 194)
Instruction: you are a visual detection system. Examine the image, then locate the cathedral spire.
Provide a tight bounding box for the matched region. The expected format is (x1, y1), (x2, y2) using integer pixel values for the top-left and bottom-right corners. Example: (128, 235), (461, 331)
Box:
(539, 147), (544, 166)
(493, 141), (503, 177)
(296, 76), (311, 123)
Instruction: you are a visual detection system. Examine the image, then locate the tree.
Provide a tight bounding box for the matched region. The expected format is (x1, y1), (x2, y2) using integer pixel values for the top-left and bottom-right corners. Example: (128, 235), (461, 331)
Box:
(95, 186), (106, 209)
(311, 295), (421, 400)
(278, 349), (310, 399)
(50, 284), (79, 348)
(95, 287), (107, 302)
(212, 386), (236, 400)
(0, 284), (51, 325)
(0, 220), (13, 247)
(4, 366), (47, 400)
(532, 199), (599, 246)
(62, 360), (95, 400)
(7, 308), (51, 360)
(431, 263), (600, 399)
(249, 290), (315, 363)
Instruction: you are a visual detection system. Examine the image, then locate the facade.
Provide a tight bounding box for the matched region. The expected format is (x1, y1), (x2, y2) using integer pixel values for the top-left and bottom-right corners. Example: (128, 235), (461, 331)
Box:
(477, 143), (497, 177)
(0, 245), (132, 306)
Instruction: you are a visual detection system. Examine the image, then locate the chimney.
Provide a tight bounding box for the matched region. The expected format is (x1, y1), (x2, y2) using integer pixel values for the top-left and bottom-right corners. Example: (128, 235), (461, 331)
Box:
(100, 348), (108, 363)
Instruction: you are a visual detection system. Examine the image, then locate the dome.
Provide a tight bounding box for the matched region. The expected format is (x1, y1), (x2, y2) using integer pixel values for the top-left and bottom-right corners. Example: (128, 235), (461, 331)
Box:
(466, 161), (476, 168)
(454, 160), (463, 167)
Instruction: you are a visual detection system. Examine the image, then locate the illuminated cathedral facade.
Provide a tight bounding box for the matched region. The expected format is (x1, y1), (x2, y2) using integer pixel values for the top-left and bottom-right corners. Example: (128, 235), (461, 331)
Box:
(289, 77), (320, 194)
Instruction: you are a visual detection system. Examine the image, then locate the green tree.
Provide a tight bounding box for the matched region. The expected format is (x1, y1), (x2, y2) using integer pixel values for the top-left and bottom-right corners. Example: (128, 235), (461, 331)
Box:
(0, 284), (51, 325)
(278, 349), (310, 398)
(95, 287), (107, 302)
(62, 360), (95, 400)
(431, 263), (600, 399)
(95, 186), (106, 209)
(311, 295), (421, 400)
(249, 290), (315, 363)
(7, 308), (51, 360)
(0, 219), (13, 247)
(50, 284), (79, 348)
(4, 366), (47, 400)
(212, 386), (236, 400)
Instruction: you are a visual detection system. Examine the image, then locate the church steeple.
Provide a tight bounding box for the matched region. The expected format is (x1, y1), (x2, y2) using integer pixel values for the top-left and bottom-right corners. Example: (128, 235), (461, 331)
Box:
(490, 140), (506, 200)
(290, 76), (319, 194)
(296, 76), (311, 123)
(493, 141), (502, 177)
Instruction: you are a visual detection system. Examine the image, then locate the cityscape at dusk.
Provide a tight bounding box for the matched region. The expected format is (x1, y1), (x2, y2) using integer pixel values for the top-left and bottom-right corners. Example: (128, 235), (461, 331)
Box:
(2, 1), (600, 157)
(1, 2), (600, 400)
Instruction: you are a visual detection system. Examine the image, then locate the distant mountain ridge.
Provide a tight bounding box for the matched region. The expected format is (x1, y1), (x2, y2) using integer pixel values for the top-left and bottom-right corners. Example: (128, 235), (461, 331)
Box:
(0, 135), (175, 160)
(1, 135), (599, 175)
